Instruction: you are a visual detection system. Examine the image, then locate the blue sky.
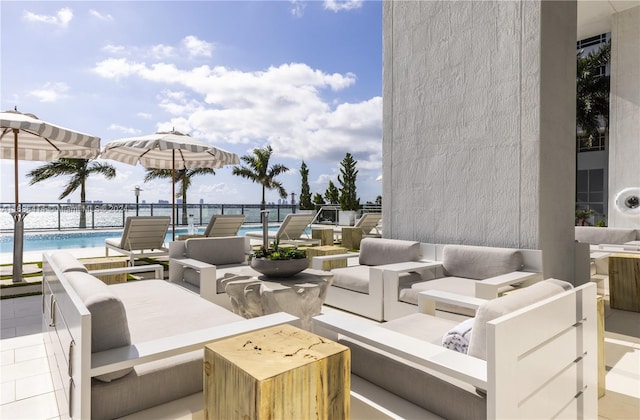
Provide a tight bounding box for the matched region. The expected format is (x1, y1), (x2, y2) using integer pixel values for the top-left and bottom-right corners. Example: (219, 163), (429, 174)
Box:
(1, 0), (382, 205)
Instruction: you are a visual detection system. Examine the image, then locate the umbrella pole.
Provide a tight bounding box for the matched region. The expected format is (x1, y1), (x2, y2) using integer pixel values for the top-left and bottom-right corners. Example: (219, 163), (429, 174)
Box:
(172, 150), (176, 241)
(12, 129), (26, 282)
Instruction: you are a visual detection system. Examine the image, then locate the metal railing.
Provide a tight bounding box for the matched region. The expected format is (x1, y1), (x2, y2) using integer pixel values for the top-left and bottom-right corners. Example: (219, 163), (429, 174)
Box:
(0, 202), (382, 232)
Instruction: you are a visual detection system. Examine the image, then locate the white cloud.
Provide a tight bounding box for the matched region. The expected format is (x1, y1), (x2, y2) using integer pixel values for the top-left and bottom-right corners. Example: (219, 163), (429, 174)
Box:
(103, 44), (126, 54)
(182, 36), (213, 58)
(23, 7), (73, 28)
(108, 124), (142, 135)
(323, 0), (363, 12)
(137, 112), (153, 119)
(290, 0), (306, 17)
(28, 82), (70, 102)
(93, 56), (380, 170)
(89, 9), (113, 22)
(148, 44), (175, 59)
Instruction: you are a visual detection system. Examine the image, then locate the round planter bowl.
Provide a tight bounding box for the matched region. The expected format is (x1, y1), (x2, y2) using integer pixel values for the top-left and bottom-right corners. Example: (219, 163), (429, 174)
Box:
(250, 257), (308, 278)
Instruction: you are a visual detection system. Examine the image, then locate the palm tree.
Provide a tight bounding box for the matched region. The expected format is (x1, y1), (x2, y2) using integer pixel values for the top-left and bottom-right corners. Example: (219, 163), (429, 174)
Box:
(576, 41), (610, 148)
(232, 146), (289, 210)
(144, 168), (216, 224)
(27, 158), (116, 228)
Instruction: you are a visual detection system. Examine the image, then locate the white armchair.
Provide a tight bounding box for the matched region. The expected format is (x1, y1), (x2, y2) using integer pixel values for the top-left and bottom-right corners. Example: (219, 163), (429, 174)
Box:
(311, 238), (438, 321)
(169, 236), (250, 309)
(383, 244), (543, 320)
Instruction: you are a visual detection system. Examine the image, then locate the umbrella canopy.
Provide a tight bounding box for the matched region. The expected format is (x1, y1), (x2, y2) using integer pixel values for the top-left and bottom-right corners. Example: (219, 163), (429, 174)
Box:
(101, 130), (239, 239)
(1, 108), (101, 209)
(0, 108), (101, 282)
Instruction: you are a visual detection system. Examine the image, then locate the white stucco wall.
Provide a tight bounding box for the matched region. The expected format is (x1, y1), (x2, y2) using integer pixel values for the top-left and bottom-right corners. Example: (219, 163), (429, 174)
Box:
(383, 1), (578, 280)
(608, 6), (640, 228)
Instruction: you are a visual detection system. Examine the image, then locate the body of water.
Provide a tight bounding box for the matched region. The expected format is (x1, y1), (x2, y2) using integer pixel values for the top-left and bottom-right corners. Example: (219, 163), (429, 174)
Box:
(0, 226), (270, 253)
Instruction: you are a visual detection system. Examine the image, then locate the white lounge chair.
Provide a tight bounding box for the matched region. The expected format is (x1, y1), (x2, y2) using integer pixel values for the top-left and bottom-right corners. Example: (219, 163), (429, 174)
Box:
(105, 216), (170, 265)
(203, 214), (245, 237)
(334, 213), (382, 239)
(246, 212), (320, 246)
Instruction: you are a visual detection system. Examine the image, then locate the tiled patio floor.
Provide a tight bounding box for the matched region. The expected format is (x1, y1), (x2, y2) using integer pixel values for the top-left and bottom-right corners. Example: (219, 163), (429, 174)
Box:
(1, 292), (639, 419)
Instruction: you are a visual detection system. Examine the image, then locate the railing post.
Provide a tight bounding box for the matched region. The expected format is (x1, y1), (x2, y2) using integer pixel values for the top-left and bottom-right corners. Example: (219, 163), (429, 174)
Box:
(91, 204), (95, 229)
(58, 204), (61, 230)
(122, 204), (125, 227)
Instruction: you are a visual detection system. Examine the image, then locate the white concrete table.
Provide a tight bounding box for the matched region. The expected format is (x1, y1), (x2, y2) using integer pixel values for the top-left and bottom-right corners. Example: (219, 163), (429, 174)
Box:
(222, 267), (333, 330)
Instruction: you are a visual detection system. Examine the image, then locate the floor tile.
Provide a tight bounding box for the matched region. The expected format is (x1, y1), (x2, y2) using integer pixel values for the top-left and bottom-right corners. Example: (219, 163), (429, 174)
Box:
(0, 381), (15, 405)
(0, 392), (59, 420)
(1, 349), (14, 366)
(0, 357), (50, 383)
(15, 372), (53, 400)
(14, 343), (46, 364)
(0, 333), (43, 352)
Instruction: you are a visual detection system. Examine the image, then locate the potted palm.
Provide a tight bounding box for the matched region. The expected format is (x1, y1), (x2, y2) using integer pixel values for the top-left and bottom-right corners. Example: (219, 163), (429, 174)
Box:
(250, 237), (308, 278)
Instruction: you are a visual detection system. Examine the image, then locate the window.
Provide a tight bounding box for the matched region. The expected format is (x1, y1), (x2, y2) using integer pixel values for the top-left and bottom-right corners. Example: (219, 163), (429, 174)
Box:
(577, 133), (606, 152)
(576, 169), (605, 216)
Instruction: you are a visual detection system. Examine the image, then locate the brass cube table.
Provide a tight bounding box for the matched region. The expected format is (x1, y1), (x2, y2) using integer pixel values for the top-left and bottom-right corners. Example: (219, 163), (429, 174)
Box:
(312, 227), (335, 246)
(608, 253), (640, 312)
(204, 324), (350, 420)
(306, 245), (348, 270)
(80, 257), (127, 284)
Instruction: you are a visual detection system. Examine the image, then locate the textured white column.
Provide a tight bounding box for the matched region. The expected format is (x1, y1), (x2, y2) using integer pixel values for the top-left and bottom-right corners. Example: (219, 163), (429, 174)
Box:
(383, 1), (577, 281)
(608, 6), (640, 228)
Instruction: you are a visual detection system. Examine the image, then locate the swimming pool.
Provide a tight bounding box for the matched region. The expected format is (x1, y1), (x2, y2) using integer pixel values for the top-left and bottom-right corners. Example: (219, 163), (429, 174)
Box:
(0, 226), (268, 253)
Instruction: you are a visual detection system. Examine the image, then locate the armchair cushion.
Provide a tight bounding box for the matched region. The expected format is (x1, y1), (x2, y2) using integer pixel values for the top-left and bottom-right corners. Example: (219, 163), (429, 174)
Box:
(442, 245), (523, 280)
(184, 236), (246, 266)
(333, 265), (422, 294)
(467, 279), (572, 360)
(65, 271), (133, 382)
(358, 238), (421, 266)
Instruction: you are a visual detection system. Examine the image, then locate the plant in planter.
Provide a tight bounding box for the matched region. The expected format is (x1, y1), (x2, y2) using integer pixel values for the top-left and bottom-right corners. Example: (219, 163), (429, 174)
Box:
(337, 153), (360, 225)
(250, 237), (308, 278)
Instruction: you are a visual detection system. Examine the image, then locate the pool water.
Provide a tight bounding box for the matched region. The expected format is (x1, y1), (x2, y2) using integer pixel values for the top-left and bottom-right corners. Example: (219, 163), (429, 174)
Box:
(0, 226), (267, 253)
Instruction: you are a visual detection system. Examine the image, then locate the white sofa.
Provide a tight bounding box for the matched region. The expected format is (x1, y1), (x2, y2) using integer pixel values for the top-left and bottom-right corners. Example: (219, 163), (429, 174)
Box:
(169, 236), (251, 310)
(384, 244), (543, 320)
(314, 279), (597, 419)
(42, 251), (295, 419)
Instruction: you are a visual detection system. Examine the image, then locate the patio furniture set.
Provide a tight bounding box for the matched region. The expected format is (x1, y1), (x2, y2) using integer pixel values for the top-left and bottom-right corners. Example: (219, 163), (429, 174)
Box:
(40, 213), (600, 418)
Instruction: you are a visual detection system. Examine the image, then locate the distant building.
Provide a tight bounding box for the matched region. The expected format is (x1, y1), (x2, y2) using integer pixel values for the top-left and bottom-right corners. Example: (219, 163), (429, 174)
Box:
(158, 200), (169, 204)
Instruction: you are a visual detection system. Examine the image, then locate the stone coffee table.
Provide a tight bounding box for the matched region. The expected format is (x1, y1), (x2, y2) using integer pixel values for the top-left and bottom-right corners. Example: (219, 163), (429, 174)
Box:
(222, 267), (333, 330)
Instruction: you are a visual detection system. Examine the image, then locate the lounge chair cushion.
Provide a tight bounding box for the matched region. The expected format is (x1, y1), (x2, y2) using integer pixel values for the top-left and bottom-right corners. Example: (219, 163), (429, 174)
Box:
(442, 245), (523, 280)
(467, 279), (572, 361)
(381, 312), (459, 345)
(358, 238), (421, 266)
(49, 252), (89, 273)
(65, 271), (133, 382)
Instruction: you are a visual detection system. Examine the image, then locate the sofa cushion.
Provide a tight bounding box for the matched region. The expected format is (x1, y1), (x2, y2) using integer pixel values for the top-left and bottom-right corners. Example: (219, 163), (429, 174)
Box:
(575, 226), (638, 245)
(467, 279), (572, 361)
(442, 245), (523, 280)
(65, 271), (133, 382)
(49, 252), (89, 273)
(358, 238), (421, 266)
(184, 236), (247, 266)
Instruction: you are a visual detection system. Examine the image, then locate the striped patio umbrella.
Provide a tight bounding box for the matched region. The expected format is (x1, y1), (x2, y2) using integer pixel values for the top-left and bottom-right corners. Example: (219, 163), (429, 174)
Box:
(0, 108), (101, 282)
(101, 130), (239, 240)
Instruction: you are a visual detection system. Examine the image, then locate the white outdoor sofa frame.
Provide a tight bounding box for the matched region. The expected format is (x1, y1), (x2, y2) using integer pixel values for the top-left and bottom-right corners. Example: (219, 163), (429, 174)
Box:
(314, 282), (597, 419)
(383, 243), (543, 321)
(42, 252), (296, 419)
